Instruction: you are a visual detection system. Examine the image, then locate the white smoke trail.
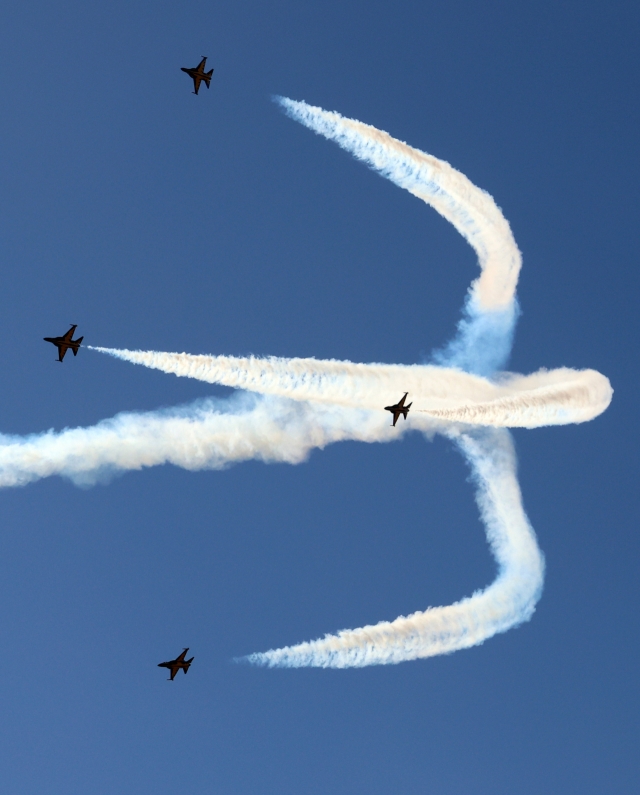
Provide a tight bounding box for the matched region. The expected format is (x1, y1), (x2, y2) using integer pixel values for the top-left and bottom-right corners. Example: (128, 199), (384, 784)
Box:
(0, 394), (404, 488)
(247, 428), (544, 668)
(90, 347), (612, 429)
(0, 98), (611, 668)
(275, 96), (520, 314)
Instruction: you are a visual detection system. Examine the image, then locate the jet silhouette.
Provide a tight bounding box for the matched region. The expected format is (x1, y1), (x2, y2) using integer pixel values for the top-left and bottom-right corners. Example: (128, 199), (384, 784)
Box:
(181, 56), (214, 94)
(43, 325), (83, 362)
(158, 648), (194, 680)
(385, 392), (412, 426)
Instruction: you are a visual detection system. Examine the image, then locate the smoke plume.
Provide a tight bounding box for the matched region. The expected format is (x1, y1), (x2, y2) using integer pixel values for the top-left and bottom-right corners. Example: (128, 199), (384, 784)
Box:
(0, 99), (611, 667)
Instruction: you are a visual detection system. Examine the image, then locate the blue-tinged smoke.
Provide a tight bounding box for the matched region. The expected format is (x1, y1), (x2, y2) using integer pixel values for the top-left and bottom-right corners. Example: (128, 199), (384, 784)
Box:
(432, 296), (521, 376)
(274, 96), (523, 313)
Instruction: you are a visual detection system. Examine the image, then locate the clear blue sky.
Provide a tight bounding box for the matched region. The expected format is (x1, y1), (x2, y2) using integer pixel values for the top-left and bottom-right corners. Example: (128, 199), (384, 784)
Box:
(0, 1), (638, 792)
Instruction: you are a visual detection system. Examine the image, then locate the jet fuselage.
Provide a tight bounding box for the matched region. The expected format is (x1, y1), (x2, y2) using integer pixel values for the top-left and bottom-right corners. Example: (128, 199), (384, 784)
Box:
(385, 392), (412, 426)
(44, 325), (83, 362)
(158, 648), (194, 680)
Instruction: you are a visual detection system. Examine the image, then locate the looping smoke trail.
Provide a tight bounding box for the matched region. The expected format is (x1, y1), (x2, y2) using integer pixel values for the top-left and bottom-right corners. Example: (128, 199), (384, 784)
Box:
(0, 98), (611, 668)
(89, 348), (611, 429)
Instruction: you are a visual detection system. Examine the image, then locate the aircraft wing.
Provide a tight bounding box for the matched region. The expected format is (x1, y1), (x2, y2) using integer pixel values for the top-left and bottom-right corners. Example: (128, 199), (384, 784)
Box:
(397, 392), (408, 408)
(176, 648), (188, 662)
(62, 325), (77, 342)
(192, 75), (202, 94)
(57, 344), (68, 362)
(169, 665), (180, 680)
(197, 57), (207, 70)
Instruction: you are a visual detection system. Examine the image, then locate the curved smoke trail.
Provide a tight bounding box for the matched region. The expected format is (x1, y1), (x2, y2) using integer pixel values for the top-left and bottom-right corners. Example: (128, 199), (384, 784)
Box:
(276, 97), (521, 315)
(248, 428), (544, 668)
(0, 99), (611, 667)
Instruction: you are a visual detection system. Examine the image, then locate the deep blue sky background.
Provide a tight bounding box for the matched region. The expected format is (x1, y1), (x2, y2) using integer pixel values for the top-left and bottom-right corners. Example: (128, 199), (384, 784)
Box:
(0, 1), (638, 793)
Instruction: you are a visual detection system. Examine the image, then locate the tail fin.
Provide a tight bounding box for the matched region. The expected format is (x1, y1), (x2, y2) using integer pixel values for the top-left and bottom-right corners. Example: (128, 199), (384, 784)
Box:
(72, 336), (84, 355)
(183, 657), (194, 673)
(204, 69), (213, 87)
(403, 402), (412, 418)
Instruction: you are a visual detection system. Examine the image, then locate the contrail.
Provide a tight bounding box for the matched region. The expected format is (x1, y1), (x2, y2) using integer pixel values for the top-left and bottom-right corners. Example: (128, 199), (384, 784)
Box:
(0, 98), (611, 668)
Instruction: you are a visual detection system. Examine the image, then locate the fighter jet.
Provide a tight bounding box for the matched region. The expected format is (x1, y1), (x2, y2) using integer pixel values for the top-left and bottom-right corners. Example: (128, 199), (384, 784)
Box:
(384, 392), (412, 426)
(157, 648), (194, 680)
(43, 325), (83, 362)
(181, 56), (214, 94)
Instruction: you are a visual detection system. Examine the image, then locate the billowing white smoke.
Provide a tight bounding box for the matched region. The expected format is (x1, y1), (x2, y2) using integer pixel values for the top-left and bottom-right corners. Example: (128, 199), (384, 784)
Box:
(0, 99), (611, 668)
(0, 395), (401, 489)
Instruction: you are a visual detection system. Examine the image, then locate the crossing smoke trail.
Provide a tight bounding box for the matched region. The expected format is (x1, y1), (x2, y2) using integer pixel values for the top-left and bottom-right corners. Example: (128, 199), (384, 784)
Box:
(88, 99), (610, 669)
(0, 99), (611, 667)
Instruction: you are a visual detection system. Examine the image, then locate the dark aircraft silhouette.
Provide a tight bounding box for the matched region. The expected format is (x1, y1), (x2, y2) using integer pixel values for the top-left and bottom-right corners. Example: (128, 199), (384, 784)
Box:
(181, 56), (214, 94)
(43, 325), (83, 362)
(385, 392), (412, 426)
(158, 648), (194, 680)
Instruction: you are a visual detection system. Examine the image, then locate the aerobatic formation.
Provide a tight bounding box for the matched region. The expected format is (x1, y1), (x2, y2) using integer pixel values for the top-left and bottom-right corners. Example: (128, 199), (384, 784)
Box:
(9, 98), (611, 669)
